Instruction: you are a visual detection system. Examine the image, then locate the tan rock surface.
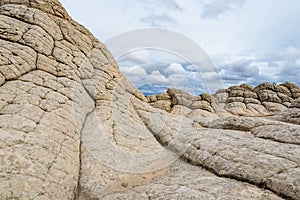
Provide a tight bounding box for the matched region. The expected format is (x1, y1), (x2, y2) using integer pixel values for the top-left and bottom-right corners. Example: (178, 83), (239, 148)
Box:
(0, 1), (299, 200)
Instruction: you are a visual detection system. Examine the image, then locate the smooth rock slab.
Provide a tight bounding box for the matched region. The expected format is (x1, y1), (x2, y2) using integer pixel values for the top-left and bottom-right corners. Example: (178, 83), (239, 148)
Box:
(102, 160), (283, 200)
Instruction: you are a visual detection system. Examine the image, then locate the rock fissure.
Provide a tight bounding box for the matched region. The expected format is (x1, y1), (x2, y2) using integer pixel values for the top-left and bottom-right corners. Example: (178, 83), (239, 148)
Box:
(76, 106), (96, 200)
(181, 156), (293, 200)
(1, 1), (299, 199)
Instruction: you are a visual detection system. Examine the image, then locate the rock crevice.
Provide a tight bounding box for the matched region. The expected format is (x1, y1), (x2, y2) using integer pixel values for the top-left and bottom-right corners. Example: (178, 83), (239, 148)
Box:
(0, 1), (299, 200)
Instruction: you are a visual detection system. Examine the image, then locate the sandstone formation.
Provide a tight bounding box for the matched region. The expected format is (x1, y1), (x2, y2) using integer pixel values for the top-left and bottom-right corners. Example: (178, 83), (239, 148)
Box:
(147, 82), (300, 118)
(0, 1), (299, 200)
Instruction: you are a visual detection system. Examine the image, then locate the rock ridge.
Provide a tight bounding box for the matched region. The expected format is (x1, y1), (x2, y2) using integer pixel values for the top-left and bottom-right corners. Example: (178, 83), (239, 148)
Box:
(147, 82), (300, 117)
(0, 1), (299, 200)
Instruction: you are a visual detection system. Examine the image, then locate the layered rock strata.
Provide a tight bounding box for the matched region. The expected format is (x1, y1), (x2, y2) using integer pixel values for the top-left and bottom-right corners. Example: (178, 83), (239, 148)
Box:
(0, 1), (299, 200)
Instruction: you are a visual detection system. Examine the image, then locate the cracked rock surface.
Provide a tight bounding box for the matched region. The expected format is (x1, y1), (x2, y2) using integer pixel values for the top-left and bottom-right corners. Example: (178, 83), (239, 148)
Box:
(0, 1), (299, 200)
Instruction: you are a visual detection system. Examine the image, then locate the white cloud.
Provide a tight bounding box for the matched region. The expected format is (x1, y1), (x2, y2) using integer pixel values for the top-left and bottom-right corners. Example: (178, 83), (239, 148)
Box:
(60, 0), (300, 93)
(185, 65), (197, 71)
(120, 61), (214, 94)
(138, 0), (182, 27)
(126, 66), (147, 76)
(164, 63), (186, 74)
(201, 0), (247, 19)
(146, 70), (168, 83)
(141, 0), (183, 11)
(120, 66), (147, 84)
(118, 50), (151, 65)
(141, 13), (177, 27)
(203, 71), (220, 82)
(264, 46), (300, 61)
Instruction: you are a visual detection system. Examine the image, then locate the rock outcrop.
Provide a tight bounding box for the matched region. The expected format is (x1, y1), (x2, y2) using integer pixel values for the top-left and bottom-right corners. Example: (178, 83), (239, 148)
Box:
(0, 1), (299, 200)
(147, 82), (300, 118)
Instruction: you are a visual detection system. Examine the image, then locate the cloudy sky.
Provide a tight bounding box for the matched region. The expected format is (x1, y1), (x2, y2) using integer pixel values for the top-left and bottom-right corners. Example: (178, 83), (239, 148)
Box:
(60, 0), (300, 95)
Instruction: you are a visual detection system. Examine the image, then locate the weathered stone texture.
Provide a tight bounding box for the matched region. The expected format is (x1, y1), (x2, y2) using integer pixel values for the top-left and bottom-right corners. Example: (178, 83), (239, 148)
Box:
(0, 1), (299, 200)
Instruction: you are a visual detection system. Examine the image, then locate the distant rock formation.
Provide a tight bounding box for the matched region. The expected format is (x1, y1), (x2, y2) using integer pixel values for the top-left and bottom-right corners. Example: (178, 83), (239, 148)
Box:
(147, 82), (300, 117)
(0, 1), (299, 200)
